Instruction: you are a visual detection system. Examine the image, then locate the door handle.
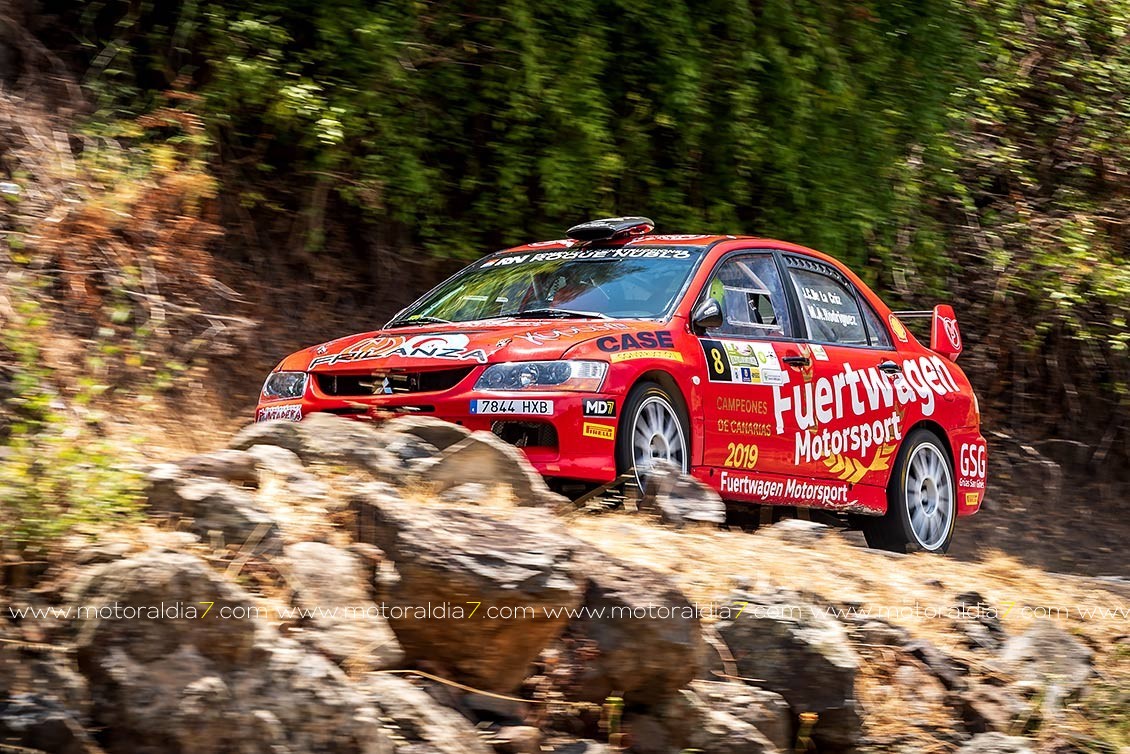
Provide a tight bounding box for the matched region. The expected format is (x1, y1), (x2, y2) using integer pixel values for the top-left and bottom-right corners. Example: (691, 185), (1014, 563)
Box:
(782, 354), (811, 368)
(878, 360), (902, 375)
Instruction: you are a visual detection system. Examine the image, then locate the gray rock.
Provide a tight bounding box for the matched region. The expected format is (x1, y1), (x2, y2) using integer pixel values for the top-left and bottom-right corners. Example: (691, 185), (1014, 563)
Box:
(631, 684), (779, 754)
(177, 449), (260, 485)
(955, 732), (1034, 754)
(643, 463), (726, 526)
(488, 725), (541, 754)
(685, 680), (791, 752)
(233, 413), (405, 480)
(715, 588), (861, 748)
(359, 673), (492, 754)
(69, 551), (393, 754)
(381, 415), (471, 451)
(144, 466), (281, 553)
(999, 619), (1093, 713)
(283, 541), (404, 671)
(762, 518), (830, 544)
(0, 694), (93, 754)
(960, 683), (1026, 734)
(245, 444), (326, 498)
(350, 487), (583, 692)
(564, 552), (704, 706)
(415, 431), (565, 507)
(546, 741), (611, 754)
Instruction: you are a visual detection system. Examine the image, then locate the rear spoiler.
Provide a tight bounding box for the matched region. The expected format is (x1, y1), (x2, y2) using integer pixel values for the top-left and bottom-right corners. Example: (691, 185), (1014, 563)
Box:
(892, 305), (963, 361)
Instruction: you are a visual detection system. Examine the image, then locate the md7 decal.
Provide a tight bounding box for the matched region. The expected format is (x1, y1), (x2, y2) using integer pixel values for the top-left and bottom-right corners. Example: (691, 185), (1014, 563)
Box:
(700, 339), (789, 386)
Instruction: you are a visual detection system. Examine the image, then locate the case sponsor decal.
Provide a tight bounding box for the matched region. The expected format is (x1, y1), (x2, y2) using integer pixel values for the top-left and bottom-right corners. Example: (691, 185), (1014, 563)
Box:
(598, 331), (683, 363)
(583, 399), (617, 418)
(700, 339), (789, 386)
(582, 422), (615, 441)
(257, 404), (303, 423)
(719, 471), (850, 506)
(470, 399), (554, 415)
(310, 333), (489, 368)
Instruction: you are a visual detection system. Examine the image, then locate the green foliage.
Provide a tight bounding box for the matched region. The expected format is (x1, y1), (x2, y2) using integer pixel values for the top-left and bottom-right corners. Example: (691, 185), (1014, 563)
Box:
(0, 283), (143, 551)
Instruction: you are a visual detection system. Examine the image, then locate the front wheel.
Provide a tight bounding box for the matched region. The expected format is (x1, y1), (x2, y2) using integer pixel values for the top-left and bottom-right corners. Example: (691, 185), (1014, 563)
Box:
(860, 428), (956, 553)
(616, 381), (690, 492)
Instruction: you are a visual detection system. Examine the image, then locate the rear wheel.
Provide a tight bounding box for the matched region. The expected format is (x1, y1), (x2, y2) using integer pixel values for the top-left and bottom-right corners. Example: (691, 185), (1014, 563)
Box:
(616, 381), (689, 491)
(860, 428), (956, 553)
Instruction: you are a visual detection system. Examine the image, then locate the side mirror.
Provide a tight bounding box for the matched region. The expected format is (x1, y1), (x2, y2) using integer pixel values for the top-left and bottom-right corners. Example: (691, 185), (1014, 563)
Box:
(691, 298), (724, 332)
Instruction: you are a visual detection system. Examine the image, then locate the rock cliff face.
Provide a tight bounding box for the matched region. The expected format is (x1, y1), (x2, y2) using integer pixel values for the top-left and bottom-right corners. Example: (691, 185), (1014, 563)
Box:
(0, 415), (1116, 754)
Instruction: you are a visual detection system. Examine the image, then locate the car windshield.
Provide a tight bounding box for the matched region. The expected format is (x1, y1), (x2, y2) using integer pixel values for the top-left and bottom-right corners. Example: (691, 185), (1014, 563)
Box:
(390, 248), (701, 324)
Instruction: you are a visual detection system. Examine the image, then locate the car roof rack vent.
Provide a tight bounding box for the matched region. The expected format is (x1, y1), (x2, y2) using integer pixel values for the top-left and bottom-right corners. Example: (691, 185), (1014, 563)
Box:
(565, 216), (655, 242)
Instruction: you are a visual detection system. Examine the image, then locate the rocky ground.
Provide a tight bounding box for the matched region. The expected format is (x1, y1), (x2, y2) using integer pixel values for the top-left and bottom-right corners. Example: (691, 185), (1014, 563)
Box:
(1, 414), (1126, 754)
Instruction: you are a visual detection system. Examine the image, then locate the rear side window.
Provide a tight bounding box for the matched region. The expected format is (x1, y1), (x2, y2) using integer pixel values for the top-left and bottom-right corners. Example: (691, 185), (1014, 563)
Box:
(861, 299), (893, 349)
(701, 253), (793, 339)
(786, 258), (868, 345)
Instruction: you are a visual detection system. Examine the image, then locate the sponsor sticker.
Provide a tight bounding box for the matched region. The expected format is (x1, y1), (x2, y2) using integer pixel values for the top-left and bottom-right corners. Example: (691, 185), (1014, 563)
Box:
(480, 248), (694, 267)
(310, 333), (489, 369)
(257, 404), (303, 423)
(582, 422), (615, 441)
(889, 315), (909, 343)
(583, 399), (617, 418)
(701, 339), (787, 385)
(611, 350), (685, 363)
(469, 399), (554, 416)
(718, 471), (851, 507)
(810, 344), (829, 361)
(964, 492), (980, 507)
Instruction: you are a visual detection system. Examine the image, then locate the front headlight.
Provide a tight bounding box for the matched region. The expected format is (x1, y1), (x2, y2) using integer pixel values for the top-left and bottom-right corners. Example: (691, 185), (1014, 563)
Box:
(474, 360), (607, 392)
(262, 371), (308, 401)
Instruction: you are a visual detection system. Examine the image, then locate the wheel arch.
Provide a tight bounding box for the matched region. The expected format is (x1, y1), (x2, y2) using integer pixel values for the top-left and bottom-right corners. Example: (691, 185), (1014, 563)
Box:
(904, 419), (956, 468)
(624, 368), (693, 453)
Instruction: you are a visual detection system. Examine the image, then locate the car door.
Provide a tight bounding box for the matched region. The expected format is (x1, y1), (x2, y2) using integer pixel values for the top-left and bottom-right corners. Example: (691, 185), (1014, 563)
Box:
(777, 254), (904, 490)
(694, 252), (801, 488)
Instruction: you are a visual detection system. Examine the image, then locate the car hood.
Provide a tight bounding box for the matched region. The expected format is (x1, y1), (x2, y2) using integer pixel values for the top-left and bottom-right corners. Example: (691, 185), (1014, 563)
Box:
(279, 319), (651, 373)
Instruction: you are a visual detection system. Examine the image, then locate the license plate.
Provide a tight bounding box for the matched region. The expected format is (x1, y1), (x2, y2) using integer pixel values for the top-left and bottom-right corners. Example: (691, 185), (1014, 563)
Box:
(469, 399), (554, 415)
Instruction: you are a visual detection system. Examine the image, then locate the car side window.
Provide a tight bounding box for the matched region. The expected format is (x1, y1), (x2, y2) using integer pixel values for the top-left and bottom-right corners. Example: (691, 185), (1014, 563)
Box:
(701, 254), (792, 339)
(860, 299), (893, 349)
(786, 258), (868, 346)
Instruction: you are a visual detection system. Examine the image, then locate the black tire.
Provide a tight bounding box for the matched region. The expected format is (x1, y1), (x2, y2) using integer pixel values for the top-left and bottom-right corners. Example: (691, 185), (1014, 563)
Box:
(860, 428), (956, 554)
(615, 380), (690, 491)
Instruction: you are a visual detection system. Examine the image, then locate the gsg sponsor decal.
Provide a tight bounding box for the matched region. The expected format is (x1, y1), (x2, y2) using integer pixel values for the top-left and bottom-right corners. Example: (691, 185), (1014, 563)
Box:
(469, 399), (554, 415)
(958, 442), (987, 489)
(583, 399), (616, 418)
(257, 404), (303, 423)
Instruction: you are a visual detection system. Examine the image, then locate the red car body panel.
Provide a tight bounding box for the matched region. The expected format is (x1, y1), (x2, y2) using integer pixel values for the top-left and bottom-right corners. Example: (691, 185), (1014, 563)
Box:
(258, 234), (988, 517)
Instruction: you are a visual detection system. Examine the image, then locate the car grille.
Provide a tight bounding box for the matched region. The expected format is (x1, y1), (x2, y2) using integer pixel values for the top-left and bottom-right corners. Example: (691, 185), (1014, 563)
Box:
(491, 421), (558, 449)
(314, 367), (474, 397)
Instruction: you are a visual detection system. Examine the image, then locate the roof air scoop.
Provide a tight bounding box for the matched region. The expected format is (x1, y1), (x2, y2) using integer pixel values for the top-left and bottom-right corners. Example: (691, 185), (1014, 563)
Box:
(565, 216), (655, 242)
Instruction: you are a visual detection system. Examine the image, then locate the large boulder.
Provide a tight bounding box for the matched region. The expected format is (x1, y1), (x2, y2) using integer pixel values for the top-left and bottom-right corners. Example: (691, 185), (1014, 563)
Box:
(69, 551), (393, 754)
(380, 415), (471, 452)
(413, 431), (565, 507)
(714, 588), (861, 748)
(175, 449), (260, 485)
(563, 552), (704, 706)
(283, 541), (404, 671)
(629, 683), (779, 754)
(684, 681), (791, 751)
(350, 487), (584, 691)
(144, 466), (281, 553)
(232, 413), (404, 480)
(642, 463), (726, 527)
(358, 673), (493, 754)
(999, 619), (1093, 714)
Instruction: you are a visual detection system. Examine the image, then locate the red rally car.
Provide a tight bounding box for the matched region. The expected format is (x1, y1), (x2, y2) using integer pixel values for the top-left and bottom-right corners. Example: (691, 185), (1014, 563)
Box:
(258, 217), (988, 553)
